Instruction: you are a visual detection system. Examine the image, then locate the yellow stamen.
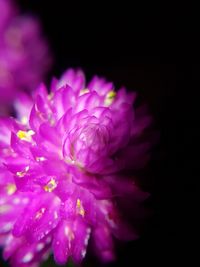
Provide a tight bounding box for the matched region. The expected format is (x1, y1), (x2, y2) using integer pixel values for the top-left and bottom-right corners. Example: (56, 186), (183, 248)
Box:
(43, 178), (57, 193)
(17, 130), (26, 139)
(104, 90), (116, 106)
(17, 130), (35, 142)
(6, 183), (16, 195)
(76, 198), (85, 217)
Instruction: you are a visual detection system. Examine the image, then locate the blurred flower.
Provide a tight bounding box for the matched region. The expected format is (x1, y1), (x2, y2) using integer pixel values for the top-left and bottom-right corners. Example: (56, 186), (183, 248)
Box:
(0, 0), (52, 115)
(0, 69), (153, 267)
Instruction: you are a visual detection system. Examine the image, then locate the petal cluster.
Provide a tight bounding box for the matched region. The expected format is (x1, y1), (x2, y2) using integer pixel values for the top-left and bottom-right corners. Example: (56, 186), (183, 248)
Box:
(0, 69), (152, 266)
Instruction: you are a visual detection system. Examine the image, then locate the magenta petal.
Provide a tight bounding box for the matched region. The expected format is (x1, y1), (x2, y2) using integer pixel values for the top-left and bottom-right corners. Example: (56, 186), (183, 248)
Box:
(93, 226), (115, 262)
(71, 168), (112, 199)
(58, 68), (85, 93)
(53, 85), (76, 119)
(3, 235), (23, 260)
(29, 104), (43, 132)
(13, 194), (60, 241)
(72, 219), (90, 263)
(52, 220), (71, 265)
(39, 123), (61, 147)
(87, 76), (113, 96)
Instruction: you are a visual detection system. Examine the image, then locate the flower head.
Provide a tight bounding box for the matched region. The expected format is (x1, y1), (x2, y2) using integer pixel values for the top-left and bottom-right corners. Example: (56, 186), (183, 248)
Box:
(0, 69), (153, 266)
(0, 0), (52, 114)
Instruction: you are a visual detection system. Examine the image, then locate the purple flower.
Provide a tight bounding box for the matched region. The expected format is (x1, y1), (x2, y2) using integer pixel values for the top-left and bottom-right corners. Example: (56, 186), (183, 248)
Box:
(0, 69), (153, 266)
(0, 0), (52, 114)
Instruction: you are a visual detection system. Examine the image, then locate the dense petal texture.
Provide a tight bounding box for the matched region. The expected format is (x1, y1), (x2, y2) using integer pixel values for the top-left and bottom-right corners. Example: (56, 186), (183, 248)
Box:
(0, 0), (52, 114)
(0, 69), (153, 267)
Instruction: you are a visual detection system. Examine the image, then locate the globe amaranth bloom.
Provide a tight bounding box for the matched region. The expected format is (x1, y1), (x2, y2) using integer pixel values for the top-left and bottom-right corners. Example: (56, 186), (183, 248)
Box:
(0, 0), (52, 114)
(0, 69), (153, 267)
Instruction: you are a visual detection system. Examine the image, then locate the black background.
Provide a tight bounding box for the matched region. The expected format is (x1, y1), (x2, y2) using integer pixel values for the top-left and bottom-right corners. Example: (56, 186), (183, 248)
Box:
(1, 0), (197, 266)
